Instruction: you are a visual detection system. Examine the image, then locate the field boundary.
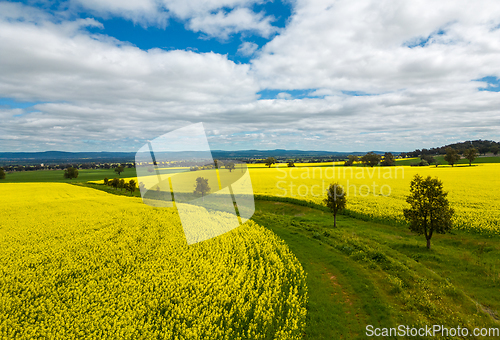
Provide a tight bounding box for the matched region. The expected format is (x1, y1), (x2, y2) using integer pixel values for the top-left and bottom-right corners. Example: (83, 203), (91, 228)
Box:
(254, 194), (407, 228)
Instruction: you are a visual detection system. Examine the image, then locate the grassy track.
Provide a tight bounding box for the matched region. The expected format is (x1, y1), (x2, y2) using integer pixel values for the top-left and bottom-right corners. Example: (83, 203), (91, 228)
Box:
(252, 200), (500, 339)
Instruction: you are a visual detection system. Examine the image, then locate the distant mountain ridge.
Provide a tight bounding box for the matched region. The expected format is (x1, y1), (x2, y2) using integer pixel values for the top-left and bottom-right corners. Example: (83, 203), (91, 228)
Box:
(404, 139), (500, 157)
(0, 150), (392, 165)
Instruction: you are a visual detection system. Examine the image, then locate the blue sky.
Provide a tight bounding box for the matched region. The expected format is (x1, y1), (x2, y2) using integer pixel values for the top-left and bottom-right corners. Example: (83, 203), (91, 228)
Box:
(1, 0), (500, 152)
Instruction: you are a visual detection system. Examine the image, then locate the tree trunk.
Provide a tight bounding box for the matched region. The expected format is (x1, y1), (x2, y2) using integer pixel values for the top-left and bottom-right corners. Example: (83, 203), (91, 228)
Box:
(426, 238), (431, 249)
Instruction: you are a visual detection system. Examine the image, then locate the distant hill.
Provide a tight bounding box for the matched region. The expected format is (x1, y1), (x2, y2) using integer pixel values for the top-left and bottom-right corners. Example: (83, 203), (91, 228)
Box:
(0, 151), (136, 164)
(0, 149), (391, 165)
(403, 140), (500, 157)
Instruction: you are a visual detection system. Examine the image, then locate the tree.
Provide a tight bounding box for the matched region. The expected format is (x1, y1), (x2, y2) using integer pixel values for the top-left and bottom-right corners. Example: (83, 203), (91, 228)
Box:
(444, 147), (460, 167)
(118, 179), (125, 191)
(479, 145), (490, 155)
(193, 177), (211, 200)
(64, 167), (79, 179)
(287, 161), (295, 167)
(115, 166), (125, 176)
(264, 157), (276, 168)
(214, 160), (224, 169)
(0, 167), (5, 180)
(418, 159), (429, 166)
(381, 152), (395, 166)
(491, 145), (499, 156)
(350, 155), (359, 165)
(111, 178), (119, 189)
(344, 155), (359, 166)
(323, 182), (347, 228)
(104, 177), (109, 185)
(463, 148), (478, 166)
(421, 155), (435, 165)
(128, 179), (137, 193)
(403, 174), (454, 249)
(360, 152), (381, 167)
(226, 162), (235, 172)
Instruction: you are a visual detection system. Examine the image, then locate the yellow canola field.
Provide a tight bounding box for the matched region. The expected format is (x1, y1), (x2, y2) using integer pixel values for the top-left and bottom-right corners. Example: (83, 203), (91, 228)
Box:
(249, 163), (500, 235)
(0, 183), (307, 340)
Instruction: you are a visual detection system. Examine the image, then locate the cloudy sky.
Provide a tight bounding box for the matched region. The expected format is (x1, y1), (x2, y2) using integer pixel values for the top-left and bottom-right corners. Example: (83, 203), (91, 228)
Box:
(1, 0), (500, 152)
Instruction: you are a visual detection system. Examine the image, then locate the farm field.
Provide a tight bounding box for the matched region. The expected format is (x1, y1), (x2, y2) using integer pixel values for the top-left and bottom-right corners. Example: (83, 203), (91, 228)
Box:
(0, 183), (307, 339)
(0, 167), (188, 183)
(252, 200), (500, 339)
(1, 160), (500, 338)
(250, 163), (500, 235)
(77, 161), (500, 234)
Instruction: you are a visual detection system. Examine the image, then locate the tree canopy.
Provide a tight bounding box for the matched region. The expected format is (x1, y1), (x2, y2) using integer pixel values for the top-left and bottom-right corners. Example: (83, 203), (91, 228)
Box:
(226, 162), (235, 172)
(403, 174), (454, 249)
(444, 147), (460, 167)
(323, 182), (347, 228)
(360, 152), (380, 167)
(63, 167), (79, 179)
(114, 165), (125, 176)
(344, 155), (359, 166)
(193, 177), (211, 200)
(265, 157), (277, 168)
(463, 148), (478, 166)
(381, 152), (395, 166)
(128, 179), (137, 193)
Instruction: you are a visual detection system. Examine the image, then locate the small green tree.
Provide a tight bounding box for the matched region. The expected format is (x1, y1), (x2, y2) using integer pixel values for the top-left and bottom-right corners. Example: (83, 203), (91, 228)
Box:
(463, 148), (478, 166)
(360, 152), (380, 167)
(128, 179), (137, 193)
(115, 166), (125, 176)
(344, 155), (359, 166)
(421, 155), (435, 165)
(444, 147), (460, 167)
(264, 157), (276, 168)
(194, 177), (211, 201)
(0, 167), (5, 180)
(323, 182), (347, 228)
(491, 145), (499, 156)
(64, 167), (79, 179)
(403, 174), (454, 249)
(118, 179), (125, 191)
(479, 145), (490, 155)
(214, 160), (224, 169)
(226, 162), (235, 172)
(287, 161), (295, 167)
(381, 152), (395, 166)
(111, 178), (119, 189)
(104, 177), (109, 185)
